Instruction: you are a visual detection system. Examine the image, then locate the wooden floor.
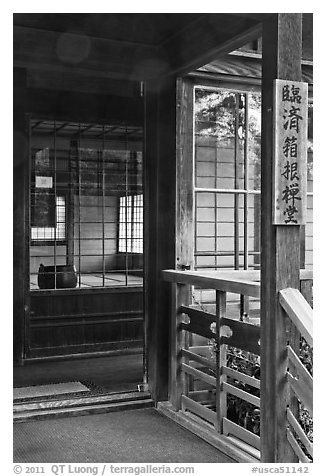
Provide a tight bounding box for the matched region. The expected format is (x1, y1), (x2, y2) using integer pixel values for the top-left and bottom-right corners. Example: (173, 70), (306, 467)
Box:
(13, 352), (144, 396)
(30, 272), (143, 289)
(14, 407), (235, 463)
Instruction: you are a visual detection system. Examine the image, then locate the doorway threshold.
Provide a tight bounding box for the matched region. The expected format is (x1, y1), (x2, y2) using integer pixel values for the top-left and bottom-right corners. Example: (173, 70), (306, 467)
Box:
(14, 390), (153, 423)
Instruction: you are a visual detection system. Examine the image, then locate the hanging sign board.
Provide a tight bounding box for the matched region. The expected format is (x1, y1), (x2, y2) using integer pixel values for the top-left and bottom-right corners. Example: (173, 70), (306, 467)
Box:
(35, 176), (53, 189)
(273, 79), (308, 225)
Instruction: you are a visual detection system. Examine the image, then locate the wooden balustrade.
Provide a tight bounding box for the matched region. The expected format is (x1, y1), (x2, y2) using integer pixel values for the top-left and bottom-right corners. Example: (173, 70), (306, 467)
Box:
(279, 287), (313, 463)
(162, 268), (313, 462)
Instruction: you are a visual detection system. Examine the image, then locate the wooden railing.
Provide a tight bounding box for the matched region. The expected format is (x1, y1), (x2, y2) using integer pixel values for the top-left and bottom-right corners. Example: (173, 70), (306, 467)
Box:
(162, 269), (313, 462)
(279, 287), (313, 463)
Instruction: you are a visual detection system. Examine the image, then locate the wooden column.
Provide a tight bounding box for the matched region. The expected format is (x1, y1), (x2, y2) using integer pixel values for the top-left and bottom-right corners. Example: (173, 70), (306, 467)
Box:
(13, 68), (29, 364)
(216, 290), (227, 432)
(144, 76), (195, 404)
(144, 77), (178, 403)
(260, 14), (303, 463)
(169, 77), (194, 409)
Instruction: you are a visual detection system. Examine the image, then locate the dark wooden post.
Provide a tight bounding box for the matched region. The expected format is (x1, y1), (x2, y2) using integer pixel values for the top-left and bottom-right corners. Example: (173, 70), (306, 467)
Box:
(144, 77), (178, 403)
(144, 76), (194, 404)
(13, 68), (29, 364)
(260, 14), (303, 462)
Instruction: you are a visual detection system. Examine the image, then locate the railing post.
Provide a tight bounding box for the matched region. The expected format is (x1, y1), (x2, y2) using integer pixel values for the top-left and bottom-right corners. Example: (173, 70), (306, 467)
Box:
(261, 14), (303, 462)
(169, 282), (191, 410)
(216, 290), (227, 433)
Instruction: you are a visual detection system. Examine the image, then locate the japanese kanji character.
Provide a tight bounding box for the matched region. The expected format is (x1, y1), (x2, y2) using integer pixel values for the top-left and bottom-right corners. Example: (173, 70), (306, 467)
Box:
(281, 161), (299, 181)
(282, 85), (302, 104)
(283, 106), (303, 133)
(282, 136), (298, 158)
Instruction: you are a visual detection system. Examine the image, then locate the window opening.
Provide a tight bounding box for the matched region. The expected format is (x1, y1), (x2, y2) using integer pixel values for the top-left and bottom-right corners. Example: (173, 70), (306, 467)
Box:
(194, 86), (262, 272)
(119, 194), (144, 253)
(29, 120), (143, 290)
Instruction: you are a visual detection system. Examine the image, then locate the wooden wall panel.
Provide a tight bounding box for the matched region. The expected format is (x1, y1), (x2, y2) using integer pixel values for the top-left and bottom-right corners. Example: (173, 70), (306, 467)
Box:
(29, 288), (143, 357)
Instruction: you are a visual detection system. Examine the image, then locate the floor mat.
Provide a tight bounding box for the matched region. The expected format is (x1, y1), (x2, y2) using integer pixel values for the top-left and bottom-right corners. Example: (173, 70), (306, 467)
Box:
(14, 407), (234, 463)
(13, 381), (89, 400)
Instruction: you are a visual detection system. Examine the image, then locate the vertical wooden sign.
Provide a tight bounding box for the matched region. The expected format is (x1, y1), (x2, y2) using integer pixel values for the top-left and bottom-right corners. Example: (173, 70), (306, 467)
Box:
(273, 79), (308, 225)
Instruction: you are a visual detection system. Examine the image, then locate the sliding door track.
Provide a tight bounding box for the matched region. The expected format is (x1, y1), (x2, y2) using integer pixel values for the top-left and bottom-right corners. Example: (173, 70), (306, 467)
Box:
(14, 390), (153, 423)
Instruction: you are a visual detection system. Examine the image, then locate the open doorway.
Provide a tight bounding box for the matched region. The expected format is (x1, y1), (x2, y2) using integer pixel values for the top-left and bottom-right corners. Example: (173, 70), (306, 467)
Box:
(14, 119), (146, 401)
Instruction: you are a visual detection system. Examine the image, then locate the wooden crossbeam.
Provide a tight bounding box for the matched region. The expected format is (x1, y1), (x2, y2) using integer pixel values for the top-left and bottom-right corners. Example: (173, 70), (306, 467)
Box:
(180, 305), (215, 339)
(223, 417), (261, 450)
(286, 428), (311, 463)
(222, 382), (260, 408)
(181, 363), (216, 387)
(220, 316), (260, 355)
(181, 394), (217, 426)
(222, 366), (260, 390)
(181, 348), (216, 371)
(287, 345), (313, 416)
(286, 408), (313, 458)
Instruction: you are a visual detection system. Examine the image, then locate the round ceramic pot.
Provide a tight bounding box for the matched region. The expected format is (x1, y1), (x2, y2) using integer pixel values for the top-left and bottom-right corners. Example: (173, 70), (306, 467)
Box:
(38, 264), (77, 289)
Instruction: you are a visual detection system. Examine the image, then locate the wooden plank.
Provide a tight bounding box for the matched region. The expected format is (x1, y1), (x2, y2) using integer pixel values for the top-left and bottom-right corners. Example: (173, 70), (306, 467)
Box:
(220, 316), (261, 355)
(162, 269), (260, 297)
(286, 369), (313, 417)
(181, 394), (217, 426)
(260, 13), (303, 463)
(279, 288), (313, 347)
(300, 279), (313, 307)
(14, 25), (164, 81)
(144, 78), (178, 404)
(222, 366), (261, 390)
(216, 291), (227, 433)
(176, 77), (194, 271)
(13, 69), (29, 364)
(27, 69), (139, 97)
(169, 284), (190, 410)
(180, 306), (216, 339)
(14, 398), (154, 423)
(14, 391), (151, 413)
(189, 345), (212, 359)
(30, 316), (143, 328)
(181, 349), (216, 371)
(163, 268), (312, 293)
(169, 77), (194, 410)
(144, 80), (159, 402)
(286, 408), (313, 458)
(272, 79), (308, 225)
(162, 14), (262, 77)
(286, 428), (311, 463)
(181, 363), (216, 387)
(157, 401), (259, 463)
(15, 87), (143, 127)
(222, 382), (260, 408)
(287, 345), (313, 410)
(223, 417), (261, 450)
(188, 390), (216, 405)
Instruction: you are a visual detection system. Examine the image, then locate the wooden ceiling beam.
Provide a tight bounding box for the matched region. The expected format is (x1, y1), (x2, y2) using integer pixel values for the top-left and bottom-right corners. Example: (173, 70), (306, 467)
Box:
(14, 25), (166, 81)
(159, 14), (265, 78)
(14, 14), (276, 82)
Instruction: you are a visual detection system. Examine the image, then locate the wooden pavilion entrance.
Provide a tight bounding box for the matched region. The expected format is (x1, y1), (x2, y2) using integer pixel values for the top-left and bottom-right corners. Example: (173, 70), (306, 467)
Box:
(14, 13), (313, 463)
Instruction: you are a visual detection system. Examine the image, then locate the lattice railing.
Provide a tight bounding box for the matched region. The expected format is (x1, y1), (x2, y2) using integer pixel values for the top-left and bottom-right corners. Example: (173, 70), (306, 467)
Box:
(163, 269), (313, 461)
(280, 287), (313, 462)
